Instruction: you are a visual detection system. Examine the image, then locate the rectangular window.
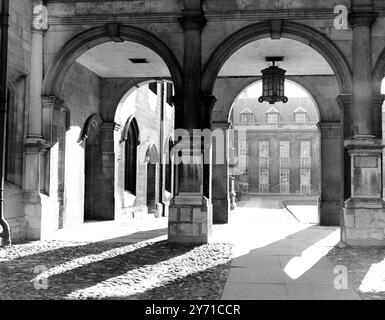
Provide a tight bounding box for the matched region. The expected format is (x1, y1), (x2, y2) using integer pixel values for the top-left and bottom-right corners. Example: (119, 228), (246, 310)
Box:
(279, 141), (290, 168)
(295, 113), (307, 123)
(300, 141), (311, 168)
(300, 169), (311, 186)
(300, 141), (311, 158)
(280, 169), (290, 185)
(280, 169), (290, 194)
(267, 113), (279, 123)
(259, 168), (269, 193)
(241, 113), (253, 124)
(259, 141), (269, 168)
(259, 169), (269, 185)
(259, 141), (269, 158)
(239, 141), (248, 156)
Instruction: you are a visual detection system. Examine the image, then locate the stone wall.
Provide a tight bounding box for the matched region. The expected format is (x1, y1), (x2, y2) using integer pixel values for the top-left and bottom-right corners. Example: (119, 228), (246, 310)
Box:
(61, 62), (101, 228)
(3, 0), (33, 241)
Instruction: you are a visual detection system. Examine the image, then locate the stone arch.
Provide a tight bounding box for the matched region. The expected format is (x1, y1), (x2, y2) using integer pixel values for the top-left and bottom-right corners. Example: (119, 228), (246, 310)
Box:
(202, 20), (352, 95)
(43, 24), (183, 98)
(81, 114), (103, 144)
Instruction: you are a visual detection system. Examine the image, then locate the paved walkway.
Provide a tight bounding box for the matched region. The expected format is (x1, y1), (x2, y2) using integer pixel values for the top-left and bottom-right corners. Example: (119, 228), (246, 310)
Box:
(44, 195), (361, 300)
(219, 196), (360, 300)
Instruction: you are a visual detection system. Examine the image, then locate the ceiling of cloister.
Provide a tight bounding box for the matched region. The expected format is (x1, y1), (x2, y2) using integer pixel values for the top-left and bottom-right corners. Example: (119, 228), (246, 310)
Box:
(76, 41), (171, 78)
(76, 38), (334, 78)
(218, 38), (334, 76)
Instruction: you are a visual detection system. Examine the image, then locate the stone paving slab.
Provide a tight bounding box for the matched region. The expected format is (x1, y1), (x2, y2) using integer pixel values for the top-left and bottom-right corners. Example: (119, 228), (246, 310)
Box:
(222, 282), (287, 300)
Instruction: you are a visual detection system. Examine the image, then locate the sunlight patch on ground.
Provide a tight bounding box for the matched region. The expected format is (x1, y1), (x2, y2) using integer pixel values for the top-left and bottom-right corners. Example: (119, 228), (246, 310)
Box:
(65, 246), (229, 299)
(31, 241), (151, 284)
(283, 229), (340, 280)
(359, 258), (385, 293)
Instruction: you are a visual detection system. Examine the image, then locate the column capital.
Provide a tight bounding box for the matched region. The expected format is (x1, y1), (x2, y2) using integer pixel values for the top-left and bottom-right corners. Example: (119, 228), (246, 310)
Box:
(335, 94), (353, 109)
(178, 10), (206, 32)
(349, 8), (377, 28)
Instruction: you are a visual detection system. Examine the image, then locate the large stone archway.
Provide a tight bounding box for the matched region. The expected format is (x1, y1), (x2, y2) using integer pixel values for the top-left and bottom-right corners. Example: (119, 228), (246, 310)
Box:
(211, 75), (344, 226)
(202, 20), (353, 96)
(206, 22), (350, 227)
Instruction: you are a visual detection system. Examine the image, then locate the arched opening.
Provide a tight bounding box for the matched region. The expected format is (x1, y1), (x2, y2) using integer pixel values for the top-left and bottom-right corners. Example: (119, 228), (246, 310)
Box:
(114, 81), (175, 219)
(210, 33), (344, 261)
(229, 80), (321, 224)
(82, 114), (112, 221)
(122, 117), (139, 196)
(50, 27), (178, 230)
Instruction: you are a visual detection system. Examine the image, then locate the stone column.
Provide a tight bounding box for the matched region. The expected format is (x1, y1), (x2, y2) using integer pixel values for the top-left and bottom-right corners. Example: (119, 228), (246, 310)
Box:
(342, 6), (385, 245)
(212, 121), (230, 224)
(317, 121), (344, 226)
(349, 6), (377, 141)
(24, 1), (52, 239)
(168, 2), (212, 243)
(99, 122), (118, 220)
(42, 96), (69, 229)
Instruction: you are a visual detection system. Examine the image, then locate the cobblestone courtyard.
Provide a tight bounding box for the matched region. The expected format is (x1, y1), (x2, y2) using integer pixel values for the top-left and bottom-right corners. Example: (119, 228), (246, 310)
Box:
(1, 196), (385, 300)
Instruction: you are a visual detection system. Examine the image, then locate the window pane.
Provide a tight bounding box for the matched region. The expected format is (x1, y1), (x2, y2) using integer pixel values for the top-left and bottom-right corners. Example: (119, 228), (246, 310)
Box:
(259, 141), (269, 157)
(280, 141), (290, 157)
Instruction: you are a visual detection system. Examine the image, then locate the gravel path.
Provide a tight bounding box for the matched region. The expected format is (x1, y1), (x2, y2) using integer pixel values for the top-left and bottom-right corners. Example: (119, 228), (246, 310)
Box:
(327, 246), (385, 300)
(0, 241), (232, 300)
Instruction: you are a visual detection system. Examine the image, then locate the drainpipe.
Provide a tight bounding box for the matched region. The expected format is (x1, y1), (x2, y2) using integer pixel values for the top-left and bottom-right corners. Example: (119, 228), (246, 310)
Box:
(0, 0), (11, 246)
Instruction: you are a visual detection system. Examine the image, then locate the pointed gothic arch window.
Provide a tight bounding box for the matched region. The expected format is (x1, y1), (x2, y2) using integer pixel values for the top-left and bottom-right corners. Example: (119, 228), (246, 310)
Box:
(121, 116), (140, 195)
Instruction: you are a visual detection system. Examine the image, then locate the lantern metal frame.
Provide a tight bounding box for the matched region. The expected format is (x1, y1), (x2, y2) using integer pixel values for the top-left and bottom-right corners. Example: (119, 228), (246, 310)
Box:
(258, 56), (288, 105)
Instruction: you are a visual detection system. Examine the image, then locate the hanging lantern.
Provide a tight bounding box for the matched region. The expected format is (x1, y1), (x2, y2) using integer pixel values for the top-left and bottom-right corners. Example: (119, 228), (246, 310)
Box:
(258, 57), (288, 104)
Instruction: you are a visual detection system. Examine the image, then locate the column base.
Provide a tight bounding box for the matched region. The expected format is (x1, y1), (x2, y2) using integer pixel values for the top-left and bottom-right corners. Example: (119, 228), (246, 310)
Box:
(342, 198), (385, 246)
(212, 198), (229, 224)
(168, 193), (212, 244)
(320, 200), (341, 226)
(23, 192), (59, 240)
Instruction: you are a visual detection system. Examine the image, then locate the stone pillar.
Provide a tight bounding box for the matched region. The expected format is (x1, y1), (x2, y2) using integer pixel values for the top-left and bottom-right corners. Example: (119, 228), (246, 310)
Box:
(212, 121), (230, 224)
(99, 122), (118, 220)
(168, 2), (212, 243)
(317, 121), (344, 226)
(42, 96), (69, 229)
(349, 6), (377, 141)
(342, 6), (385, 245)
(23, 1), (53, 239)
